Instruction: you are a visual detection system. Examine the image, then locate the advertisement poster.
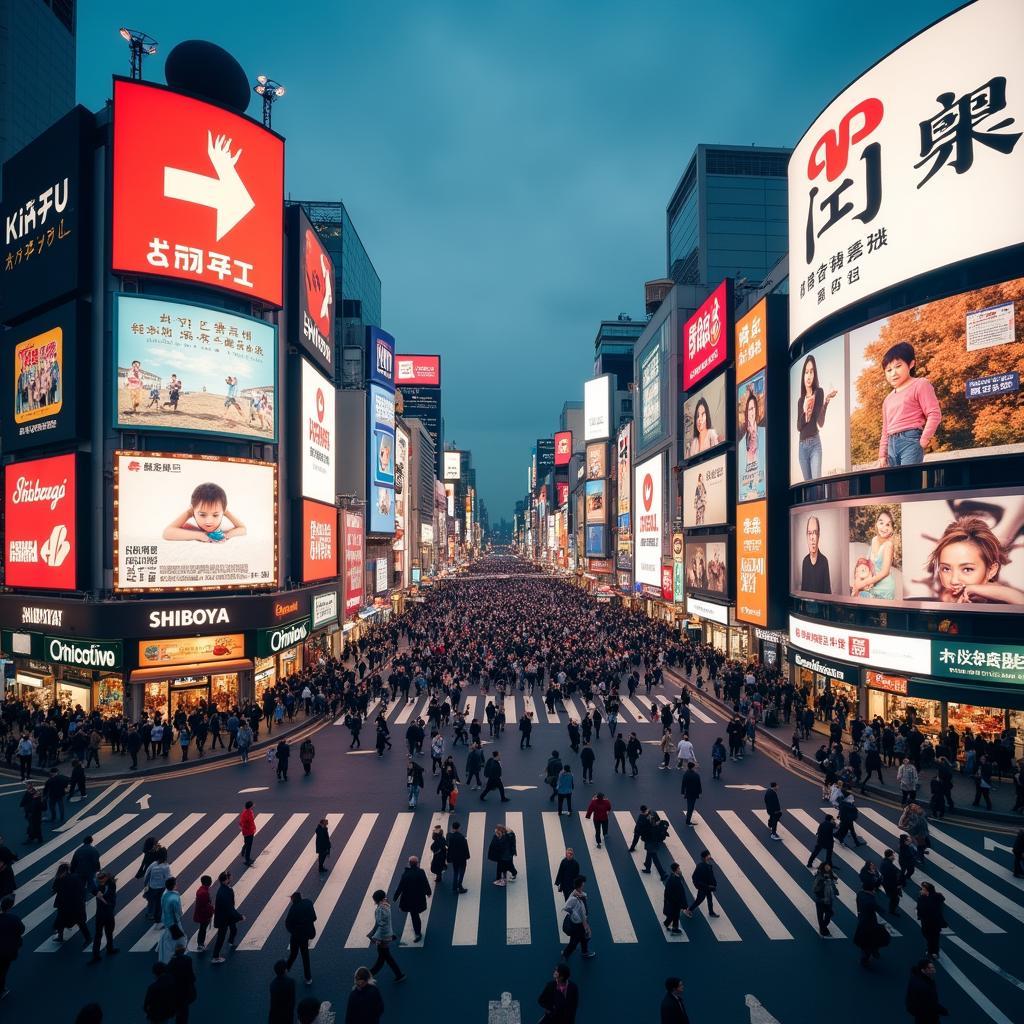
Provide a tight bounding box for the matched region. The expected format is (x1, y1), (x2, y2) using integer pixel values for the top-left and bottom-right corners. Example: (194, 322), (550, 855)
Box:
(586, 442), (607, 480)
(115, 295), (276, 442)
(301, 499), (337, 583)
(639, 326), (664, 448)
(683, 280), (730, 390)
(443, 451), (461, 480)
(585, 524), (606, 557)
(633, 452), (664, 587)
(4, 301), (80, 451)
(138, 633), (244, 668)
(556, 482), (569, 507)
(369, 383), (395, 491)
(111, 79), (284, 307)
(536, 438), (555, 480)
(585, 480), (606, 523)
(736, 299), (768, 381)
(737, 499), (768, 625)
(789, 614), (931, 676)
(616, 423), (631, 517)
(685, 536), (729, 598)
(367, 327), (395, 388)
(301, 358), (336, 504)
(584, 375), (611, 441)
(683, 375), (727, 461)
(4, 453), (77, 590)
(289, 205), (335, 376)
(736, 369), (767, 502)
(343, 510), (364, 615)
(790, 333), (847, 483)
(394, 427), (409, 568)
(682, 453), (728, 528)
(788, 0), (1024, 343)
(396, 354), (441, 386)
(113, 451), (277, 592)
(673, 532), (685, 603)
(555, 430), (572, 466)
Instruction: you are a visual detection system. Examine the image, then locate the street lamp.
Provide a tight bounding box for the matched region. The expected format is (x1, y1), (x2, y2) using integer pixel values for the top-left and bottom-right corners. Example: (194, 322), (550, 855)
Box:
(254, 75), (286, 128)
(119, 28), (158, 80)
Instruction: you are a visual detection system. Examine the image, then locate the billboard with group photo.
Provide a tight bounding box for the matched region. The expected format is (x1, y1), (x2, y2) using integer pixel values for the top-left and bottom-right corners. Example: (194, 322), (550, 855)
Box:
(790, 489), (1024, 613)
(790, 277), (1024, 484)
(684, 534), (730, 600)
(682, 453), (728, 529)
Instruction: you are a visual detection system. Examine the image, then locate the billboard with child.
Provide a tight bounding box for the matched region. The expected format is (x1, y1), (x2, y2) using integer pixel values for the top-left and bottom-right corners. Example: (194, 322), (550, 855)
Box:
(790, 277), (1024, 484)
(113, 451), (277, 592)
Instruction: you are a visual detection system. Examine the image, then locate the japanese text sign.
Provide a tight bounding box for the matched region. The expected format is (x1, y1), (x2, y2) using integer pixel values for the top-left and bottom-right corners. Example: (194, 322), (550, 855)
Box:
(683, 280), (731, 390)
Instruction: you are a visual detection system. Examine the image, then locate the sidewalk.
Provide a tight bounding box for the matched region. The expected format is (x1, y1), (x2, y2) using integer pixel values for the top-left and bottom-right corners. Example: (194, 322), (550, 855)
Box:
(665, 666), (1023, 825)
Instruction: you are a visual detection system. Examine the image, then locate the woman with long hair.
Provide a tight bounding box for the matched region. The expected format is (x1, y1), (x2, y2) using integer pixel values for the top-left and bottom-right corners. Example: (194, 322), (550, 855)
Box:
(688, 397), (720, 456)
(796, 353), (837, 481)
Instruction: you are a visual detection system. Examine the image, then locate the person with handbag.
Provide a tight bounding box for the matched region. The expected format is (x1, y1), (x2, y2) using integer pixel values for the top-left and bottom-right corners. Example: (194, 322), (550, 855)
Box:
(210, 871), (243, 964)
(367, 890), (405, 982)
(157, 877), (186, 964)
(429, 826), (448, 885)
(537, 963), (579, 1024)
(561, 876), (595, 960)
(811, 862), (838, 936)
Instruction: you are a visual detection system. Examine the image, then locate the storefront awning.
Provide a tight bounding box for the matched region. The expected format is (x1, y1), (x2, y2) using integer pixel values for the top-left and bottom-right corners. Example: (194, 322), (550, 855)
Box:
(909, 677), (1024, 712)
(129, 659), (253, 684)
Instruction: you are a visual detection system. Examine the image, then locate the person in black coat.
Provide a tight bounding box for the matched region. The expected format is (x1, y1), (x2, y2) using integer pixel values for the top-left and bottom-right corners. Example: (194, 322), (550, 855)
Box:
(806, 815), (835, 868)
(916, 882), (947, 960)
(686, 850), (720, 918)
(429, 826), (448, 884)
(345, 966), (385, 1024)
(554, 848), (581, 901)
(88, 872), (118, 962)
(854, 885), (885, 967)
(446, 821), (470, 894)
(211, 871), (243, 962)
(0, 895), (25, 997)
(661, 977), (691, 1024)
(393, 856), (431, 940)
(879, 849), (903, 915)
(167, 944), (197, 1023)
(763, 782), (782, 839)
(315, 819), (331, 874)
(143, 962), (178, 1024)
(680, 764), (702, 826)
(905, 957), (948, 1024)
(0, 857), (14, 901)
(268, 960), (296, 1024)
(538, 963), (579, 1024)
(662, 864), (686, 934)
(284, 891), (316, 984)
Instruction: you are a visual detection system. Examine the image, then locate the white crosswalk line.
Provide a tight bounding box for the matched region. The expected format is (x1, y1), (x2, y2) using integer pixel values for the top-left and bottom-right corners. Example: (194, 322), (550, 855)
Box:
(576, 810), (636, 943)
(394, 697), (421, 725)
(610, 811), (686, 942)
(54, 781), (126, 833)
(923, 821), (1024, 894)
(541, 697), (560, 725)
(541, 813), (569, 945)
(237, 813), (344, 951)
(452, 812), (486, 946)
(858, 807), (1024, 923)
(365, 698), (382, 720)
(504, 811), (530, 944)
(618, 696), (649, 724)
(503, 694), (516, 724)
(309, 814), (376, 950)
(400, 812), (447, 947)
(15, 811), (137, 879)
(938, 949), (1015, 1024)
(461, 696), (477, 722)
(821, 810), (1003, 934)
(521, 695), (537, 722)
(344, 813), (414, 949)
(689, 703), (717, 725)
(693, 813), (792, 939)
(13, 814), (137, 908)
(657, 811), (741, 941)
(745, 811), (847, 937)
(720, 811), (838, 937)
(130, 812), (273, 953)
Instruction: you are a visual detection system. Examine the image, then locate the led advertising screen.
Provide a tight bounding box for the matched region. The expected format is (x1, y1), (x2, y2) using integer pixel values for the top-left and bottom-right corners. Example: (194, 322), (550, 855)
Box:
(682, 453), (728, 529)
(639, 325), (665, 448)
(682, 375), (728, 461)
(443, 451), (461, 480)
(584, 374), (612, 441)
(3, 300), (81, 451)
(4, 453), (77, 590)
(556, 482), (569, 507)
(683, 280), (731, 390)
(111, 79), (284, 307)
(616, 423), (631, 518)
(301, 359), (336, 504)
(367, 327), (395, 388)
(368, 383), (396, 535)
(115, 295), (277, 442)
(396, 354), (440, 387)
(684, 535), (730, 600)
(736, 370), (767, 502)
(554, 430), (573, 466)
(633, 452), (664, 587)
(788, 0), (1024, 343)
(585, 479), (606, 523)
(585, 524), (606, 558)
(586, 442), (607, 481)
(343, 510), (364, 615)
(113, 451), (277, 592)
(790, 278), (1024, 484)
(288, 204), (335, 377)
(737, 499), (768, 626)
(301, 499), (337, 583)
(536, 438), (555, 481)
(790, 490), (1024, 613)
(394, 427), (409, 569)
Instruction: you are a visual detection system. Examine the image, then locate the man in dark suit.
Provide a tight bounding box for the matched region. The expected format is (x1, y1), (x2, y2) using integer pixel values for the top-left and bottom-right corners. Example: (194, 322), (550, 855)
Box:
(538, 962), (579, 1024)
(284, 890), (317, 985)
(393, 855), (432, 941)
(661, 977), (690, 1024)
(210, 871), (244, 963)
(446, 821), (471, 894)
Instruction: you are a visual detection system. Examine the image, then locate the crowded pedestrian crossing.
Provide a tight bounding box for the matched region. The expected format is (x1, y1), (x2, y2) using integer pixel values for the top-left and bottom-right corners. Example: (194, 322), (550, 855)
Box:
(8, 798), (1019, 958)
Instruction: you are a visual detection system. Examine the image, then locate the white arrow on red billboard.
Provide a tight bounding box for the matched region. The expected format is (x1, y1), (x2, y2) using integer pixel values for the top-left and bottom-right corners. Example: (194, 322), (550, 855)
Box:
(164, 131), (255, 240)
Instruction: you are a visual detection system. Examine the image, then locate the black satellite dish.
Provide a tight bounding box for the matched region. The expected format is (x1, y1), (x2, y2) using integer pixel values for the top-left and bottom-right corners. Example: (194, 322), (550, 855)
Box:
(164, 40), (251, 115)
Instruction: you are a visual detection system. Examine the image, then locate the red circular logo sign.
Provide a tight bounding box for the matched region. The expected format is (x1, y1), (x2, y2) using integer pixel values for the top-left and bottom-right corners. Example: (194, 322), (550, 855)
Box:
(315, 387), (325, 423)
(642, 473), (653, 512)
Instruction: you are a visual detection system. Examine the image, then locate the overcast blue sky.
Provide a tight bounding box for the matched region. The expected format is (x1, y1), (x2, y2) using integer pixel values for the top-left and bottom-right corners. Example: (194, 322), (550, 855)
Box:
(77, 0), (955, 521)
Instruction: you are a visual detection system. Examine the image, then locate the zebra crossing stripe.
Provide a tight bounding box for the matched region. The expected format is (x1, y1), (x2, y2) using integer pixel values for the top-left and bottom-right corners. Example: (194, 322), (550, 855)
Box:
(53, 782), (125, 834)
(858, 807), (1024, 925)
(541, 698), (560, 725)
(522, 695), (538, 722)
(236, 813), (343, 951)
(656, 810), (741, 941)
(689, 703), (717, 725)
(610, 811), (686, 943)
(504, 811), (530, 945)
(541, 812), (569, 945)
(576, 810), (636, 943)
(923, 819), (1024, 894)
(400, 812), (448, 947)
(451, 812), (486, 946)
(503, 695), (516, 725)
(343, 813), (414, 949)
(393, 697), (421, 726)
(462, 696), (477, 722)
(617, 696), (648, 724)
(309, 813), (377, 950)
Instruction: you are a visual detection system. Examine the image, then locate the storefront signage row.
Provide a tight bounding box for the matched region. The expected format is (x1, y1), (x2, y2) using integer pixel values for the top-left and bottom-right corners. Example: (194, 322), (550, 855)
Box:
(256, 617), (311, 658)
(2, 631), (124, 670)
(789, 649), (859, 686)
(311, 590), (339, 630)
(687, 596), (728, 625)
(864, 670), (908, 696)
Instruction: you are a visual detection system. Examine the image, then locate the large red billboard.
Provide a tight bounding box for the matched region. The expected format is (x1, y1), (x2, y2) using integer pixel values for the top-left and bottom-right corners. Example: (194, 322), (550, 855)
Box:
(302, 499), (337, 583)
(343, 509), (364, 615)
(111, 79), (284, 307)
(682, 280), (731, 390)
(289, 205), (335, 376)
(395, 355), (441, 387)
(4, 453), (77, 590)
(554, 430), (572, 466)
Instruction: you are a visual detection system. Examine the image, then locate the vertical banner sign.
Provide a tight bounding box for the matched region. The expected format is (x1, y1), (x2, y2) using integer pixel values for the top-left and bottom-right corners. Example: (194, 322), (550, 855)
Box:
(584, 375), (612, 441)
(301, 499), (337, 583)
(300, 359), (336, 504)
(673, 532), (685, 603)
(633, 452), (664, 587)
(288, 204), (335, 376)
(536, 438), (555, 481)
(661, 564), (674, 602)
(554, 430), (572, 466)
(682, 280), (732, 390)
(367, 327), (396, 534)
(394, 427), (409, 579)
(343, 510), (364, 616)
(737, 499), (768, 626)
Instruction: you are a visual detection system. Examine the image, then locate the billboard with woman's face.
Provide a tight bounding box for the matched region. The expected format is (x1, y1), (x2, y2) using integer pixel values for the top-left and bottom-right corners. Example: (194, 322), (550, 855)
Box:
(790, 334), (846, 484)
(682, 375), (728, 462)
(737, 370), (766, 502)
(682, 454), (728, 529)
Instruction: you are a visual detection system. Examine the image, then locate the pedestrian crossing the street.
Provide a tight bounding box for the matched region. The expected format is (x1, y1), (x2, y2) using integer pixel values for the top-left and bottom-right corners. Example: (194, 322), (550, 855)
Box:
(10, 799), (1021, 960)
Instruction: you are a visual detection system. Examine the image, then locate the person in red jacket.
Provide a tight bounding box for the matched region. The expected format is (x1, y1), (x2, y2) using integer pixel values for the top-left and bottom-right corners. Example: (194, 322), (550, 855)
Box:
(239, 801), (257, 867)
(192, 875), (214, 951)
(585, 792), (612, 849)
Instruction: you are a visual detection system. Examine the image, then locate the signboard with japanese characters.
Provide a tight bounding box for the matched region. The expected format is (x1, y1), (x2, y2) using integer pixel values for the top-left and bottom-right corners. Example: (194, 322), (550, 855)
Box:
(1, 106), (94, 325)
(288, 205), (335, 376)
(111, 79), (284, 308)
(683, 280), (732, 390)
(788, 614), (931, 676)
(931, 638), (1024, 686)
(789, 0), (1024, 343)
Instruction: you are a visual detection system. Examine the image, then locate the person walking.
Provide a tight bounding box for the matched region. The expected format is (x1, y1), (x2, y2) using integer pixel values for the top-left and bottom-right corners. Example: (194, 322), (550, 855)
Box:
(627, 805), (649, 853)
(88, 871), (118, 963)
(854, 882), (887, 968)
(299, 739), (316, 777)
(519, 713), (533, 750)
(480, 751), (509, 802)
(275, 740), (290, 781)
(880, 849), (904, 915)
(555, 765), (575, 816)
(898, 803), (931, 862)
(465, 743), (485, 791)
(314, 819), (331, 874)
(837, 790), (867, 848)
(916, 882), (947, 961)
(897, 759), (920, 805)
(367, 890), (405, 982)
(268, 960), (296, 1024)
(143, 849), (171, 923)
(406, 758), (425, 810)
(239, 801), (257, 866)
(554, 848), (581, 902)
(191, 875), (213, 952)
(446, 820), (470, 894)
(613, 733), (627, 774)
(662, 863), (686, 935)
(157, 878), (186, 964)
(166, 941), (197, 1023)
(580, 741), (595, 785)
(905, 958), (948, 1024)
(52, 863), (91, 947)
(681, 762), (702, 827)
(545, 751), (563, 803)
(284, 890), (316, 985)
(642, 810), (669, 881)
(660, 977), (691, 1024)
(345, 967), (385, 1024)
(584, 792), (611, 848)
(144, 962), (178, 1024)
(210, 871), (243, 964)
(626, 732), (642, 777)
(0, 894), (24, 997)
(806, 814), (836, 868)
(811, 862), (838, 937)
(561, 876), (595, 960)
(659, 730), (674, 771)
(236, 722), (253, 764)
(685, 849), (720, 919)
(1013, 828), (1024, 878)
(537, 963), (579, 1024)
(429, 826), (448, 886)
(393, 856), (431, 941)
(764, 782), (783, 840)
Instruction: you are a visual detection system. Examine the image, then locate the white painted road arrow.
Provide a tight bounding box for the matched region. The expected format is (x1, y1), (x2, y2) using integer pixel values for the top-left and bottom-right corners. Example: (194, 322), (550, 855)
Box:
(504, 785), (538, 792)
(726, 785), (765, 792)
(136, 794), (151, 810)
(746, 994), (782, 1024)
(164, 131), (254, 241)
(983, 837), (1013, 855)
